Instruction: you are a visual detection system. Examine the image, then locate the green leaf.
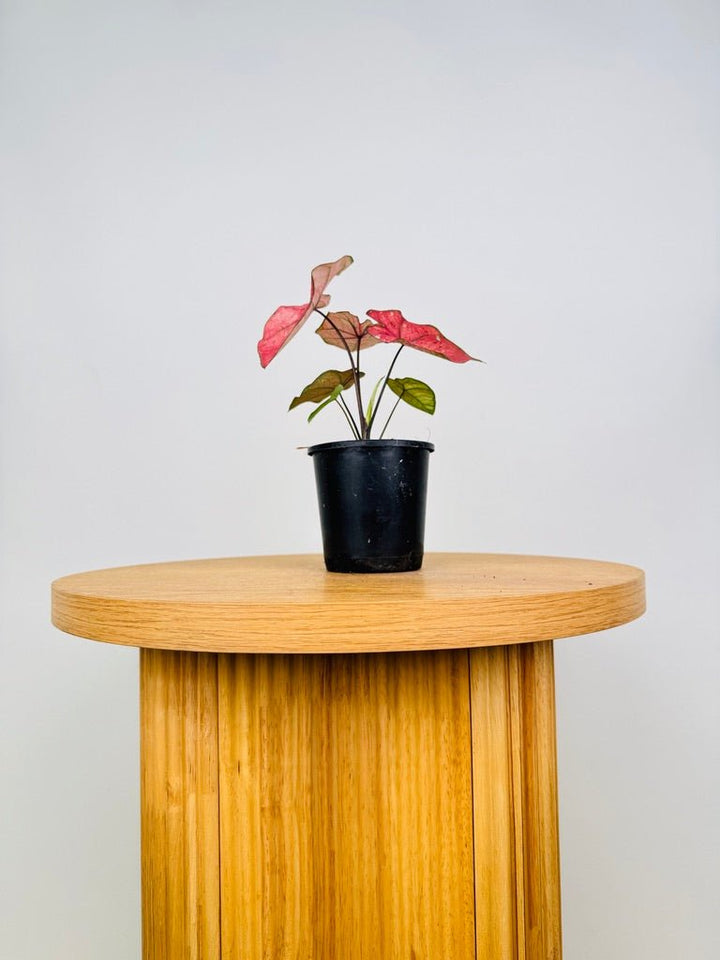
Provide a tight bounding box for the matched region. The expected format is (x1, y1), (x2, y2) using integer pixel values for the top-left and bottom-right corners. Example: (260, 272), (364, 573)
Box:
(289, 369), (363, 410)
(365, 376), (384, 424)
(386, 377), (436, 414)
(307, 384), (343, 422)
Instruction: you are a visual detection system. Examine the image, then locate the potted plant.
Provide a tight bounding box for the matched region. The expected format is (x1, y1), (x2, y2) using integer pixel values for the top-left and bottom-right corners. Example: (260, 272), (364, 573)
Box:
(258, 255), (480, 573)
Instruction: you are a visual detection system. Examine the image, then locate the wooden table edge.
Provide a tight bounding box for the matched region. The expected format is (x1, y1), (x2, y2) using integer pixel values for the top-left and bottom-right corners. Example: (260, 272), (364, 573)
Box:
(52, 569), (645, 653)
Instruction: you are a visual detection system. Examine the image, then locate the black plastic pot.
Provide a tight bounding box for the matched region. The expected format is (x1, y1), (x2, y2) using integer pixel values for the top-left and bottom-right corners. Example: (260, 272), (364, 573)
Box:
(307, 439), (434, 574)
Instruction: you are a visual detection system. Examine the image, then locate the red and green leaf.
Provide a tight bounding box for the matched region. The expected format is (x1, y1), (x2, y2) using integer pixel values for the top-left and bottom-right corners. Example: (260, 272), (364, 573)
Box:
(366, 309), (479, 363)
(387, 377), (436, 414)
(315, 311), (379, 353)
(288, 369), (362, 410)
(258, 255), (353, 368)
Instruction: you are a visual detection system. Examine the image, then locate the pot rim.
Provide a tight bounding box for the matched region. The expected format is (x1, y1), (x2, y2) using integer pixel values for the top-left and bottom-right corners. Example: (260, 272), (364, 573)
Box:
(307, 438), (435, 456)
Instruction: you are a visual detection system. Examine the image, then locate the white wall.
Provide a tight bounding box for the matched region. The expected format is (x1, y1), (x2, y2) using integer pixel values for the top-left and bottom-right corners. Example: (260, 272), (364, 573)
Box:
(1, 1), (718, 957)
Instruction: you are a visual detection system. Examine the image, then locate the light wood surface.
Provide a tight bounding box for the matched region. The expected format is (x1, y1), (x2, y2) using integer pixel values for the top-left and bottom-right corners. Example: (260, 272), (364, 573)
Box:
(140, 650), (220, 960)
(52, 553), (645, 652)
(470, 641), (561, 959)
(138, 645), (564, 959)
(55, 554), (643, 958)
(217, 652), (475, 958)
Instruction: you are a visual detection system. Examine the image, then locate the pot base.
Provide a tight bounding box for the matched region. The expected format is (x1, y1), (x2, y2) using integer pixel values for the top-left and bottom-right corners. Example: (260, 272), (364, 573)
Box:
(324, 550), (424, 574)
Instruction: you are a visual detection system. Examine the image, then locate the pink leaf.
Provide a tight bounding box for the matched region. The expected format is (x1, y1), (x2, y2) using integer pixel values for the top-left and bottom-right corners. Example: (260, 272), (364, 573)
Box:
(257, 255), (354, 368)
(366, 310), (479, 363)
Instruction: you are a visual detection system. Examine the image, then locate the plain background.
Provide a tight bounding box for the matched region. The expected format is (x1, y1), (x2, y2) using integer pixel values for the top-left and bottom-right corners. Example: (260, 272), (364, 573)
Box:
(1, 1), (718, 957)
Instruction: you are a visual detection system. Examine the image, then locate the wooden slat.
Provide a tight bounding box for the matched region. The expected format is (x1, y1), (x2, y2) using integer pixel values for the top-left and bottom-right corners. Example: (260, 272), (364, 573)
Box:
(470, 645), (520, 958)
(470, 642), (562, 960)
(140, 650), (220, 960)
(516, 642), (562, 959)
(217, 651), (475, 959)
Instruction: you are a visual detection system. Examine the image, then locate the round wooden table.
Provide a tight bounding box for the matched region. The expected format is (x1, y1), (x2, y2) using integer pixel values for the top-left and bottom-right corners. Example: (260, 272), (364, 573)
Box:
(52, 553), (645, 960)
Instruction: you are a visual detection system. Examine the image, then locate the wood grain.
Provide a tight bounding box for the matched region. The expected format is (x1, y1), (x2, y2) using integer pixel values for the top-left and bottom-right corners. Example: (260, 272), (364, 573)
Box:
(140, 650), (220, 960)
(137, 644), (566, 959)
(52, 553), (645, 652)
(58, 555), (636, 955)
(470, 641), (561, 960)
(217, 651), (476, 959)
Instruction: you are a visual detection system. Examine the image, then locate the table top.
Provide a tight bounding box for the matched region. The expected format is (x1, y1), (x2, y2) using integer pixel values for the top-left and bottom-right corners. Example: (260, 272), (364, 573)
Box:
(51, 553), (645, 654)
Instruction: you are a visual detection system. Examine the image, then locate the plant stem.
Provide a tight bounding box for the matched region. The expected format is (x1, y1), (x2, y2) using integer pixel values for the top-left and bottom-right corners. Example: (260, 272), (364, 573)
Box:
(314, 308), (368, 438)
(378, 393), (402, 439)
(336, 394), (361, 439)
(366, 344), (404, 437)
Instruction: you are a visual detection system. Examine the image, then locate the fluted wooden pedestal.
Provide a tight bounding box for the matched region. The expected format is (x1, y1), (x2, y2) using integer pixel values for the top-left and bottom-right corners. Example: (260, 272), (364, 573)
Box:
(52, 554), (645, 960)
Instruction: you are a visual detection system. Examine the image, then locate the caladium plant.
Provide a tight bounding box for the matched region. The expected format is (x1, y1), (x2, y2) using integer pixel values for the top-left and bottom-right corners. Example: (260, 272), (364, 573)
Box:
(258, 255), (480, 439)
